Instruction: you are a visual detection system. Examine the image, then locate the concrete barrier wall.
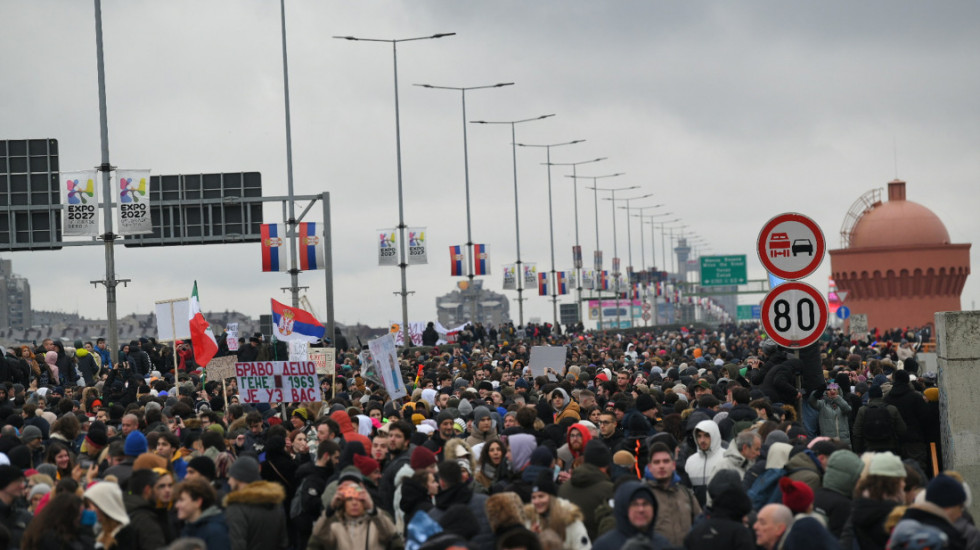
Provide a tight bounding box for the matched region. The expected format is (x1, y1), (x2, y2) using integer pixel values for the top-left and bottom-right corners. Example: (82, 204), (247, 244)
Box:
(935, 311), (980, 520)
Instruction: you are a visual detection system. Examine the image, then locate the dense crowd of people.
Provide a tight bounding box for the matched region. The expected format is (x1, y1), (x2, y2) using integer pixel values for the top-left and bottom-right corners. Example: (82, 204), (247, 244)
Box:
(0, 322), (970, 550)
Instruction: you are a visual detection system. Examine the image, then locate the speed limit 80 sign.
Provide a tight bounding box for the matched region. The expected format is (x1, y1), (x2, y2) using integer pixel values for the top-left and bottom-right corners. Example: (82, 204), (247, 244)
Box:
(761, 282), (828, 349)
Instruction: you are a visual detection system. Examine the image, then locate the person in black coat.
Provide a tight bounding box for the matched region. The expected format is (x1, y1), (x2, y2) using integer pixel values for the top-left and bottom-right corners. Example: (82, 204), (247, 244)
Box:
(421, 323), (440, 347)
(883, 370), (929, 470)
(685, 470), (755, 550)
(761, 357), (801, 405)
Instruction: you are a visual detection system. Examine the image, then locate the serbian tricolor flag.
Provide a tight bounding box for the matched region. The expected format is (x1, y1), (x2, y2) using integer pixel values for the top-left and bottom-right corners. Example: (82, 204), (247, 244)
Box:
(188, 281), (218, 367)
(538, 272), (549, 296)
(600, 270), (609, 290)
(271, 299), (325, 343)
(557, 271), (569, 295)
(449, 245), (465, 276)
(261, 224), (287, 272)
(473, 244), (489, 276)
(298, 222), (326, 270)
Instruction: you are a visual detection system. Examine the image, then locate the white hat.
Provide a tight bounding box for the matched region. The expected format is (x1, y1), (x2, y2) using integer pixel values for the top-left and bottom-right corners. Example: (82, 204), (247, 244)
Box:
(84, 482), (131, 526)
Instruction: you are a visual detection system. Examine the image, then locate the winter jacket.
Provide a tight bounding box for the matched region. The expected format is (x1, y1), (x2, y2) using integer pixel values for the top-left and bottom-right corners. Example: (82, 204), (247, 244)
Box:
(901, 502), (967, 550)
(223, 481), (289, 550)
(840, 497), (899, 550)
(684, 420), (724, 507)
(557, 463), (614, 541)
(813, 450), (863, 538)
(121, 493), (169, 550)
(331, 411), (373, 451)
(523, 497), (591, 550)
(75, 349), (99, 387)
(379, 445), (413, 515)
(809, 391), (852, 444)
(883, 382), (928, 443)
(685, 468), (755, 550)
(644, 470), (701, 547)
(307, 508), (402, 550)
(180, 505), (231, 550)
(592, 482), (672, 550)
(428, 481), (494, 550)
(851, 398), (906, 455)
(711, 439), (753, 480)
(761, 357), (800, 404)
(785, 449), (824, 491)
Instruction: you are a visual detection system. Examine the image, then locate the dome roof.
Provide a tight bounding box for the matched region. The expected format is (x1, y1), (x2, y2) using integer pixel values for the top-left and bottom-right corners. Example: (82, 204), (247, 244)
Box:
(850, 180), (950, 248)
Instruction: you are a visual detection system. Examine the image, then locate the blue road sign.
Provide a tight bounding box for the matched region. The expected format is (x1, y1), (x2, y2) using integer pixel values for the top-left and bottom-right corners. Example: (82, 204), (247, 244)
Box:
(836, 305), (851, 320)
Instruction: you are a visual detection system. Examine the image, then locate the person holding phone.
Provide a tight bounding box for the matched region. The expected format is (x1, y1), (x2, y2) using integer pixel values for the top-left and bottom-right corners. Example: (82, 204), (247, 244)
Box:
(307, 476), (401, 550)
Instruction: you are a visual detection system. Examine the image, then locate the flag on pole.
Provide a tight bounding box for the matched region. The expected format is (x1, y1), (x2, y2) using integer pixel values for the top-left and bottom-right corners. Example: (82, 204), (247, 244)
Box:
(261, 224), (287, 272)
(557, 271), (569, 295)
(473, 244), (489, 275)
(188, 281), (218, 367)
(298, 222), (326, 270)
(271, 299), (325, 343)
(600, 270), (609, 290)
(538, 272), (549, 296)
(449, 245), (465, 276)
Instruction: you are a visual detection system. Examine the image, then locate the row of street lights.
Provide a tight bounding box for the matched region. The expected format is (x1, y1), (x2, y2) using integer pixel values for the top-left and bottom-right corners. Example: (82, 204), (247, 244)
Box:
(334, 32), (697, 334)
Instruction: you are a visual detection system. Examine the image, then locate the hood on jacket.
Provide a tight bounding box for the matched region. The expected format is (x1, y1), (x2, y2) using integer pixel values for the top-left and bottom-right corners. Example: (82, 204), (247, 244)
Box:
(191, 505), (224, 525)
(721, 438), (750, 470)
(693, 419), (722, 455)
(508, 433), (537, 471)
(223, 480), (286, 507)
(567, 423), (593, 459)
(330, 410), (355, 435)
(822, 450), (864, 497)
(707, 469), (752, 520)
(486, 492), (527, 533)
(569, 462), (610, 488)
(612, 481), (658, 537)
(551, 388), (570, 409)
(765, 442), (793, 470)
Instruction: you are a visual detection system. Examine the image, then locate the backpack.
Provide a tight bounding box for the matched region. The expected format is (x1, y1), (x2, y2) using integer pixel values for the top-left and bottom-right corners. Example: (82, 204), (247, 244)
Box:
(747, 467), (787, 511)
(863, 404), (894, 442)
(289, 476), (322, 520)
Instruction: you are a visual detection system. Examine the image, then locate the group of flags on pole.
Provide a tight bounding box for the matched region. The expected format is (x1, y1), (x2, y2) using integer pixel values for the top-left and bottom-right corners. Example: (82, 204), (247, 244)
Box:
(261, 223), (326, 273)
(449, 244), (489, 277)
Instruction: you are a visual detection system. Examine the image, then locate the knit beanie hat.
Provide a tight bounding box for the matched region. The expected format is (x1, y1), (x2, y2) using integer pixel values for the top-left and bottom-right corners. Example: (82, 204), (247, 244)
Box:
(85, 422), (109, 450)
(529, 446), (554, 467)
(124, 431), (148, 457)
(869, 452), (906, 478)
(84, 482), (130, 525)
(531, 469), (557, 496)
(780, 477), (814, 514)
(868, 386), (883, 399)
(583, 440), (612, 468)
(410, 446), (437, 470)
(635, 393), (656, 413)
(926, 474), (967, 508)
(0, 465), (23, 490)
(613, 450), (636, 467)
(28, 482), (50, 501)
(353, 454), (380, 477)
(228, 456), (261, 484)
(20, 426), (42, 444)
(187, 456), (217, 480)
(923, 388), (939, 403)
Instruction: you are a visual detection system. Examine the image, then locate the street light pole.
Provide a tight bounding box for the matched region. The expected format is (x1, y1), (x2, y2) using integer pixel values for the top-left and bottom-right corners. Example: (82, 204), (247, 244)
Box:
(546, 158), (605, 327)
(516, 140), (584, 330)
(334, 32), (455, 347)
(605, 193), (652, 329)
(635, 211), (673, 326)
(569, 173), (625, 330)
(588, 183), (638, 330)
(472, 114), (554, 328)
(415, 82), (514, 323)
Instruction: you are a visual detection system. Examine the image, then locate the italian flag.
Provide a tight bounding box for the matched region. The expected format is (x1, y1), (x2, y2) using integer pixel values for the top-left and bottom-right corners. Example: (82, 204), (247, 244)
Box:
(189, 281), (218, 367)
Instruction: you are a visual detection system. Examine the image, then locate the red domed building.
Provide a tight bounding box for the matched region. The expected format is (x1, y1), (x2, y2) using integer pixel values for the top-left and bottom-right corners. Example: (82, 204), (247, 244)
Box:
(829, 180), (971, 333)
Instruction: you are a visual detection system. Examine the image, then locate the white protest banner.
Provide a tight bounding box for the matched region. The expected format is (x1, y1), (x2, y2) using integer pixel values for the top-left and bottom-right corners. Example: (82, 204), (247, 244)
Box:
(523, 263), (538, 287)
(390, 321), (424, 346)
(226, 322), (239, 351)
(155, 299), (190, 342)
(528, 346), (568, 378)
(116, 170), (153, 235)
(62, 170), (100, 236)
(406, 227), (428, 265)
(502, 264), (516, 290)
(308, 347), (336, 375)
(289, 340), (309, 361)
(207, 355), (237, 380)
(379, 229), (398, 266)
(359, 350), (383, 386)
(368, 333), (407, 400)
(235, 361), (322, 403)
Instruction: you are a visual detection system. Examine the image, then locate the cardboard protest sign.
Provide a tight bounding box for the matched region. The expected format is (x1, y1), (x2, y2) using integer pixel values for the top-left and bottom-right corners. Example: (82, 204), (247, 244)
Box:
(235, 361), (322, 404)
(368, 334), (407, 400)
(207, 356), (237, 381)
(309, 347), (336, 376)
(529, 346), (568, 378)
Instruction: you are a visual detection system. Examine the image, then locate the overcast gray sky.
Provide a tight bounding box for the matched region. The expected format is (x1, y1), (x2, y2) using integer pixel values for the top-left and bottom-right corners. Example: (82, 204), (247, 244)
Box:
(2, 1), (978, 331)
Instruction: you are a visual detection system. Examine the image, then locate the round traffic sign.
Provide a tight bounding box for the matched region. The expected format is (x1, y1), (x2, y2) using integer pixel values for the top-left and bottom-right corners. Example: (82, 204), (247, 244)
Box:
(761, 281), (828, 349)
(757, 212), (825, 280)
(642, 312), (652, 321)
(836, 305), (851, 320)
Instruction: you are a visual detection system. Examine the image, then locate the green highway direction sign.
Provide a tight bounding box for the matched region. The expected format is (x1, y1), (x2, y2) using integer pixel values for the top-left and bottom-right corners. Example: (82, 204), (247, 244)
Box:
(700, 255), (748, 286)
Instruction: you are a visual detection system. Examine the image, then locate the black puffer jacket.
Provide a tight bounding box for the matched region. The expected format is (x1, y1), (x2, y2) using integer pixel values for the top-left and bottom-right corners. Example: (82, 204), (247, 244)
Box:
(883, 382), (927, 442)
(761, 357), (800, 404)
(840, 497), (898, 550)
